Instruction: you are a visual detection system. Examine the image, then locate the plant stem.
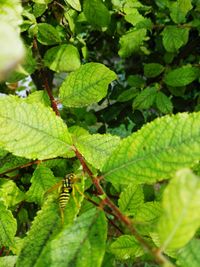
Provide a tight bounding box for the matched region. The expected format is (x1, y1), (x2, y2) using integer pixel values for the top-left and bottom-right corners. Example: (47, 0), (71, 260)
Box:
(74, 147), (173, 266)
(32, 37), (60, 116)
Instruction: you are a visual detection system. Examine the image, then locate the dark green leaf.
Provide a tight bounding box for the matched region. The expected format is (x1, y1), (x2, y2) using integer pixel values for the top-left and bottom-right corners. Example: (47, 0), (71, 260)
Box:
(155, 92), (173, 114)
(132, 87), (157, 110)
(164, 66), (199, 87)
(37, 23), (61, 45)
(144, 63), (164, 78)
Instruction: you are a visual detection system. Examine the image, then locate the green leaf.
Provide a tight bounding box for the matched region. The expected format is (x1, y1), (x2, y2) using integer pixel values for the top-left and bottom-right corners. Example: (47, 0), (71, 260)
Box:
(35, 208), (107, 267)
(135, 202), (162, 224)
(16, 200), (60, 267)
(119, 29), (147, 58)
(0, 179), (25, 207)
(118, 185), (144, 216)
(25, 91), (51, 106)
(75, 134), (121, 170)
(127, 75), (145, 88)
(110, 235), (144, 260)
(0, 201), (17, 247)
(44, 44), (81, 72)
(169, 0), (192, 23)
(162, 26), (189, 52)
(83, 0), (110, 28)
(37, 23), (61, 45)
(0, 96), (72, 160)
(155, 92), (173, 114)
(132, 86), (157, 110)
(164, 66), (199, 87)
(64, 0), (81, 11)
(26, 165), (57, 205)
(0, 153), (28, 174)
(176, 239), (200, 267)
(0, 256), (17, 267)
(117, 88), (139, 102)
(158, 169), (200, 250)
(144, 63), (164, 78)
(59, 63), (116, 107)
(124, 8), (146, 26)
(102, 112), (200, 184)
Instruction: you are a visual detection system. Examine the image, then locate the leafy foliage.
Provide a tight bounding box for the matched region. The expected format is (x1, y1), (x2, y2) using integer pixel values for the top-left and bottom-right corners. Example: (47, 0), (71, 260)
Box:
(0, 0), (200, 266)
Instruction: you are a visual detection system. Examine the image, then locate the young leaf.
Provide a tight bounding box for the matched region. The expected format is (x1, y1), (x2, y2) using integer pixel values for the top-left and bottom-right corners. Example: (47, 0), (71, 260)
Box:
(176, 239), (200, 267)
(74, 133), (121, 170)
(83, 0), (110, 28)
(44, 44), (81, 72)
(64, 0), (81, 11)
(162, 26), (189, 52)
(0, 256), (17, 267)
(0, 201), (17, 247)
(158, 169), (200, 250)
(0, 96), (72, 160)
(110, 235), (144, 260)
(16, 200), (60, 267)
(35, 208), (107, 267)
(59, 63), (116, 107)
(119, 29), (147, 58)
(164, 65), (199, 87)
(132, 86), (157, 110)
(26, 165), (57, 205)
(144, 63), (164, 78)
(37, 23), (61, 45)
(0, 179), (25, 207)
(102, 112), (200, 184)
(118, 185), (144, 216)
(155, 92), (173, 114)
(169, 0), (192, 24)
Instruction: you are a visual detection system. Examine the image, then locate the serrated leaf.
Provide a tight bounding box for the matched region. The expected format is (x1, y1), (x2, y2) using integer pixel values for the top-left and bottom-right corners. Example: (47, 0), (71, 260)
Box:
(64, 0), (81, 11)
(176, 239), (200, 267)
(0, 96), (72, 160)
(26, 165), (57, 205)
(37, 23), (61, 45)
(102, 112), (200, 184)
(119, 29), (147, 58)
(0, 256), (17, 267)
(44, 44), (81, 72)
(158, 169), (200, 250)
(83, 0), (110, 28)
(169, 0), (192, 24)
(118, 185), (144, 216)
(127, 75), (145, 88)
(162, 26), (189, 52)
(16, 200), (60, 267)
(0, 201), (17, 247)
(75, 134), (121, 170)
(35, 208), (107, 267)
(155, 92), (173, 114)
(110, 235), (144, 260)
(135, 202), (162, 224)
(0, 179), (25, 207)
(132, 87), (157, 110)
(59, 63), (116, 107)
(144, 63), (164, 78)
(164, 66), (199, 87)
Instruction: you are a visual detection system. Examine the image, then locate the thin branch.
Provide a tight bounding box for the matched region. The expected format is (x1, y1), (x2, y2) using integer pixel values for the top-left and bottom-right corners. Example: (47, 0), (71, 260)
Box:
(74, 147), (173, 266)
(0, 157), (62, 177)
(32, 37), (60, 116)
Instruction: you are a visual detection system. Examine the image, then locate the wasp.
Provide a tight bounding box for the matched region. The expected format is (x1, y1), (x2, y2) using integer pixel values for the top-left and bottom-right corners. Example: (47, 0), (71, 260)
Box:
(45, 173), (84, 223)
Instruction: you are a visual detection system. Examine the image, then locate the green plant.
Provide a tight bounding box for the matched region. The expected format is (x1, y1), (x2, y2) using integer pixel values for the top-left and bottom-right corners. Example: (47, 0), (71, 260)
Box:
(0, 0), (200, 266)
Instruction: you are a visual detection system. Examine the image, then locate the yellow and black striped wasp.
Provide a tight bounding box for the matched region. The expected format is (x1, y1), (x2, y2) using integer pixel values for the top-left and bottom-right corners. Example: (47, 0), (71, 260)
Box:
(45, 173), (85, 224)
